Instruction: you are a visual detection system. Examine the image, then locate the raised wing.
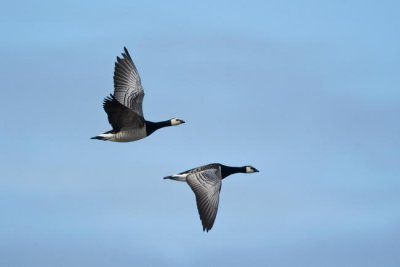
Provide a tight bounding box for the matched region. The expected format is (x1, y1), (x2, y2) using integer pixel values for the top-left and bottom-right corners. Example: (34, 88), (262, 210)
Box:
(186, 168), (222, 232)
(103, 95), (144, 130)
(113, 47), (145, 117)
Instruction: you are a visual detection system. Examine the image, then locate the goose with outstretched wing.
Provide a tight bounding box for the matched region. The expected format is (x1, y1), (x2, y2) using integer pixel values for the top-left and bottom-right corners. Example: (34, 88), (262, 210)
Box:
(164, 163), (259, 232)
(92, 47), (185, 142)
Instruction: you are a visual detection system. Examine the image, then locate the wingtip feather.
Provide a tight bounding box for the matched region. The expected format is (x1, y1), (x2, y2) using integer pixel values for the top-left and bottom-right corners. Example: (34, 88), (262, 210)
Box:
(123, 47), (130, 57)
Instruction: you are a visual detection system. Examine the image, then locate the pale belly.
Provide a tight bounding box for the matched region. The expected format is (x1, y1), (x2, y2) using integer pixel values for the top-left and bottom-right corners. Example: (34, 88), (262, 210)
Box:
(111, 127), (147, 142)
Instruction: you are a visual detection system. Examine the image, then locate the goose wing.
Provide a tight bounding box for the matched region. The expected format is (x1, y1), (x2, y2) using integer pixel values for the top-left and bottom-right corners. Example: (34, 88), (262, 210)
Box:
(179, 163), (221, 175)
(103, 95), (144, 130)
(186, 168), (222, 232)
(113, 47), (145, 117)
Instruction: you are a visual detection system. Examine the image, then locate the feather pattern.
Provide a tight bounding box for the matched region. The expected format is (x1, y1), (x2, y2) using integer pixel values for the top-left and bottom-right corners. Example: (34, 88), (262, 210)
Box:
(186, 168), (222, 232)
(179, 163), (221, 175)
(113, 47), (145, 116)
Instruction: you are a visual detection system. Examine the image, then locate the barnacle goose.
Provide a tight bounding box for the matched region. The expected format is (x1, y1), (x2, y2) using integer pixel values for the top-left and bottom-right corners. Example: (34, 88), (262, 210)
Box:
(164, 163), (259, 232)
(91, 47), (185, 142)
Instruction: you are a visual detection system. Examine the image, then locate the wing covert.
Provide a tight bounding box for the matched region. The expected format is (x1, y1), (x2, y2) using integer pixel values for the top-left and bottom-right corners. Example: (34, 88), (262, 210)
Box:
(103, 94), (144, 130)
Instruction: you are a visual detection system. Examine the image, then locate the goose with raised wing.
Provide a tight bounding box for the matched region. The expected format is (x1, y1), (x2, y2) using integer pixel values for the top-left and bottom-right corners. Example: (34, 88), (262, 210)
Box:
(91, 47), (185, 142)
(164, 163), (259, 232)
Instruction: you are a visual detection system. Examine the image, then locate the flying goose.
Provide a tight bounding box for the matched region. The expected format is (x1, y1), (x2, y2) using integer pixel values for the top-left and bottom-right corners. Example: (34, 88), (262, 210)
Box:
(91, 47), (185, 142)
(164, 163), (259, 232)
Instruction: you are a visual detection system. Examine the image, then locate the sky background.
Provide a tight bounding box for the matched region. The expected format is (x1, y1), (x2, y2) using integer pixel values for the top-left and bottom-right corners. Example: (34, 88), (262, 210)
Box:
(1, 0), (399, 266)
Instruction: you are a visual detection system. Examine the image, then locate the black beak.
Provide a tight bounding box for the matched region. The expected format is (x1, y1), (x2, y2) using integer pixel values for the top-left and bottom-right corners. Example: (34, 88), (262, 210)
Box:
(254, 168), (259, 172)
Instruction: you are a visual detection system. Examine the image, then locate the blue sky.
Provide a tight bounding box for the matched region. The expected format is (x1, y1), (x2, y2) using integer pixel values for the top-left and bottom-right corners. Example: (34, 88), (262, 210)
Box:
(1, 1), (399, 266)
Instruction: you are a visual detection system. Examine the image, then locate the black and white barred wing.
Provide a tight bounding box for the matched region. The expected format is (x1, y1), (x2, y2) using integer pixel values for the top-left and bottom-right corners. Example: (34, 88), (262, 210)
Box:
(113, 47), (145, 117)
(186, 169), (222, 232)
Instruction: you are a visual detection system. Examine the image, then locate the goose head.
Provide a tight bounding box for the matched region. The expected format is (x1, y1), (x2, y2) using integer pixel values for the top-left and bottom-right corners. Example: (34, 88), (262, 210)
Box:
(170, 118), (186, 126)
(245, 166), (259, 173)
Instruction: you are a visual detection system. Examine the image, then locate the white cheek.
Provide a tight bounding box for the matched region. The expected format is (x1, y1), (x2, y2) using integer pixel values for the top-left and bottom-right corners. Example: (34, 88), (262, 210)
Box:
(246, 166), (252, 173)
(171, 119), (182, 126)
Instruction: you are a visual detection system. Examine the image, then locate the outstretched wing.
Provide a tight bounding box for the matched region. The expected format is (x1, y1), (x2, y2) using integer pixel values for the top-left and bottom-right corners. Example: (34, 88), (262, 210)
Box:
(113, 47), (145, 117)
(186, 168), (222, 232)
(103, 95), (144, 131)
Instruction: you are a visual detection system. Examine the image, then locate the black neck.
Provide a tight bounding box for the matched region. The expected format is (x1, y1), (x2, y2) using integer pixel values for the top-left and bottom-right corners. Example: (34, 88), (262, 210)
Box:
(145, 120), (172, 136)
(220, 165), (246, 179)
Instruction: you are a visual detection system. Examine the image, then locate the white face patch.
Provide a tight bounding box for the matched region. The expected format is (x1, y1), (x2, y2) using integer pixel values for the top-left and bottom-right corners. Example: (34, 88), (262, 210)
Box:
(246, 166), (255, 173)
(171, 118), (185, 126)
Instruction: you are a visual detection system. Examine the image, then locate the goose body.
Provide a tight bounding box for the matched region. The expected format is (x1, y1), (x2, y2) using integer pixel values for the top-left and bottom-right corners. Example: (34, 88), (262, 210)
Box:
(164, 163), (259, 232)
(91, 47), (185, 142)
